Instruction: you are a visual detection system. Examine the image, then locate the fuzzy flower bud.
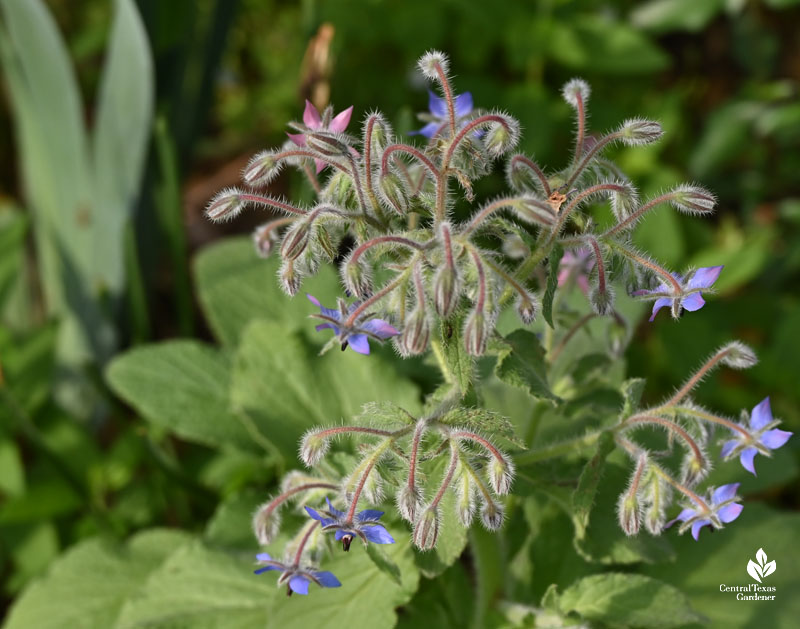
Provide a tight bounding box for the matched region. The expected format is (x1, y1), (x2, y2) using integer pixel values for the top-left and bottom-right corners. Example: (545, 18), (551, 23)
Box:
(516, 293), (538, 325)
(561, 78), (591, 108)
(366, 113), (390, 155)
(279, 219), (311, 261)
(417, 50), (449, 80)
(243, 151), (282, 187)
(397, 484), (422, 522)
(341, 256), (373, 299)
(488, 453), (515, 495)
(252, 221), (283, 258)
(618, 118), (663, 146)
(299, 429), (331, 467)
(252, 500), (282, 545)
(617, 492), (641, 537)
(399, 308), (431, 356)
(669, 184), (717, 215)
(463, 309), (491, 356)
(680, 449), (709, 488)
(322, 170), (355, 206)
(413, 506), (440, 550)
(379, 172), (410, 214)
(205, 188), (246, 222)
(719, 341), (758, 369)
(433, 265), (460, 318)
(590, 285), (615, 316)
(456, 466), (476, 526)
(306, 132), (351, 158)
(279, 260), (302, 296)
(483, 116), (521, 157)
(610, 183), (639, 222)
(479, 499), (505, 531)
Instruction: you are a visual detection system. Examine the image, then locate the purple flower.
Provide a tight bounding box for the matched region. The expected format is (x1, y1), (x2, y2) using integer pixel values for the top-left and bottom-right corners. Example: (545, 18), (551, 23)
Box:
(633, 265), (723, 321)
(668, 483), (743, 541)
(720, 397), (792, 475)
(558, 248), (595, 295)
(288, 100), (354, 173)
(307, 294), (399, 355)
(305, 497), (395, 551)
(410, 90), (474, 139)
(254, 552), (341, 596)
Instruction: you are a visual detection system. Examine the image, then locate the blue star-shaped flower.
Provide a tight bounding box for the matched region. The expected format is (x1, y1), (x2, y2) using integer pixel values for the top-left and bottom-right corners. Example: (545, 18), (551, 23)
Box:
(305, 498), (395, 551)
(307, 294), (399, 355)
(254, 552), (341, 596)
(720, 397), (792, 475)
(633, 265), (723, 321)
(410, 90), (474, 139)
(668, 483), (743, 541)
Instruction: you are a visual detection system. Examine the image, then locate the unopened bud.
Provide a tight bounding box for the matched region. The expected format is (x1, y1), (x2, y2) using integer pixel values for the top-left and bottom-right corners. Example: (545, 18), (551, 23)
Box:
(322, 171), (355, 206)
(399, 308), (431, 356)
(590, 285), (615, 316)
(502, 234), (529, 259)
(315, 225), (338, 261)
(413, 506), (440, 550)
(341, 257), (372, 299)
(561, 78), (591, 108)
(617, 492), (640, 536)
(243, 151), (281, 187)
(680, 451), (708, 488)
(611, 185), (639, 221)
(479, 499), (505, 531)
(206, 188), (246, 222)
(456, 467), (475, 526)
(306, 132), (350, 158)
(279, 260), (302, 296)
(644, 503), (666, 535)
(719, 341), (758, 369)
(367, 114), (390, 155)
(484, 117), (520, 157)
(379, 172), (410, 214)
(433, 265), (460, 318)
(417, 50), (449, 80)
(618, 118), (663, 146)
(488, 454), (515, 495)
(252, 500), (282, 544)
(463, 309), (490, 356)
(279, 219), (311, 261)
(397, 484), (422, 522)
(670, 184), (716, 215)
(516, 293), (538, 325)
(299, 429), (330, 467)
(252, 221), (283, 258)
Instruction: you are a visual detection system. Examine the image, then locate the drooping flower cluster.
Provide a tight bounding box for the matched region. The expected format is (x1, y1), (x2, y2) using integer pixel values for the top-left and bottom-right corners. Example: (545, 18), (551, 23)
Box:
(205, 51), (790, 595)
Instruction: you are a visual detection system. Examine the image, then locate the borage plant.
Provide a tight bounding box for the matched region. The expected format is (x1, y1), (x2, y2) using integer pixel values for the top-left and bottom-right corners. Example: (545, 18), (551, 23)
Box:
(207, 51), (790, 606)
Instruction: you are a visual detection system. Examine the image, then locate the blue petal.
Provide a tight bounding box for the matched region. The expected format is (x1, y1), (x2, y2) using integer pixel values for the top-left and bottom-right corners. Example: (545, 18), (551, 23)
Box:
(712, 483), (740, 504)
(750, 397), (773, 430)
(334, 529), (355, 541)
(649, 297), (671, 322)
(357, 509), (385, 522)
(363, 524), (395, 544)
(681, 292), (706, 312)
(687, 265), (723, 289)
(254, 565), (281, 575)
(428, 90), (447, 118)
(313, 571), (342, 588)
(348, 334), (371, 355)
(740, 447), (758, 475)
(325, 497), (345, 518)
(761, 429), (792, 450)
(720, 439), (739, 458)
(362, 319), (400, 339)
(718, 503), (743, 524)
(454, 92), (474, 117)
(256, 552), (272, 561)
(691, 519), (711, 541)
(305, 506), (334, 526)
(289, 575), (310, 595)
(409, 121), (441, 139)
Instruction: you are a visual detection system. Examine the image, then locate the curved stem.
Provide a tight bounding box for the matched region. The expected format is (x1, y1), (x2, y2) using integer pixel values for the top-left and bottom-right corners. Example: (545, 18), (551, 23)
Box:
(276, 149), (350, 174)
(433, 62), (457, 138)
(584, 236), (606, 294)
(382, 144), (440, 182)
(461, 197), (527, 236)
(665, 406), (751, 440)
(510, 154), (551, 196)
(548, 312), (596, 362)
(451, 430), (505, 463)
(664, 346), (738, 406)
(293, 521), (320, 565)
(469, 248), (487, 312)
(345, 439), (394, 521)
(620, 415), (705, 466)
(565, 131), (622, 189)
(607, 240), (682, 294)
(603, 192), (676, 238)
(572, 92), (586, 166)
(345, 269), (410, 326)
(238, 193), (306, 216)
(348, 235), (427, 266)
(430, 443), (460, 509)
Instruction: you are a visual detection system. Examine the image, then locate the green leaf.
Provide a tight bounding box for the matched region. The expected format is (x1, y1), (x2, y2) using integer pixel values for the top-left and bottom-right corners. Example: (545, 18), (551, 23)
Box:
(440, 407), (525, 448)
(366, 542), (404, 586)
(631, 0), (726, 34)
(106, 341), (262, 452)
(557, 573), (704, 628)
(193, 237), (341, 346)
(116, 538), (419, 628)
(0, 208), (27, 309)
(542, 243), (562, 329)
(4, 529), (191, 629)
(571, 431), (615, 541)
(494, 329), (559, 403)
(436, 318), (474, 399)
(230, 320), (420, 458)
(620, 378), (646, 418)
(91, 0), (154, 295)
(354, 401), (417, 428)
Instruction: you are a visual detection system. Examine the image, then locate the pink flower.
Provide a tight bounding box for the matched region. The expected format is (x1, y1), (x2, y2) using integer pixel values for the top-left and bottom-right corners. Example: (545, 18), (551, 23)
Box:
(288, 100), (354, 173)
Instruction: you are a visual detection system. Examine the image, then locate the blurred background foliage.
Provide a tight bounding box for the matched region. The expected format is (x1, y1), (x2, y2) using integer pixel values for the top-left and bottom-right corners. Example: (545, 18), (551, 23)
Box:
(0, 0), (799, 625)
